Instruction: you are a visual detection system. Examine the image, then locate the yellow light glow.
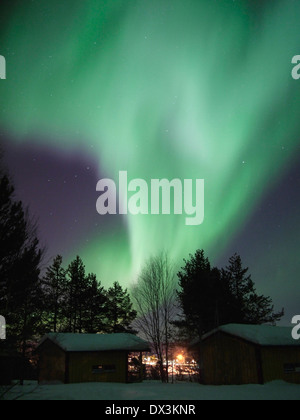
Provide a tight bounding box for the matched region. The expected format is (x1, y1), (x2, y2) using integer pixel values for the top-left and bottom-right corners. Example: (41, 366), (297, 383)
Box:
(177, 354), (184, 362)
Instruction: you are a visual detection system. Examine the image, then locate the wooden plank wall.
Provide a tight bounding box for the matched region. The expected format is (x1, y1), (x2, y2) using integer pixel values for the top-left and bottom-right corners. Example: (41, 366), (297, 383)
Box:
(201, 333), (300, 385)
(201, 332), (259, 385)
(37, 339), (66, 384)
(261, 346), (300, 384)
(68, 350), (128, 383)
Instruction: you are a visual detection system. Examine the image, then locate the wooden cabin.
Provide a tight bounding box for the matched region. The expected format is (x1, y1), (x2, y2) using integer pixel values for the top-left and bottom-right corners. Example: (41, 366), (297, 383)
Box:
(194, 324), (300, 385)
(36, 333), (150, 385)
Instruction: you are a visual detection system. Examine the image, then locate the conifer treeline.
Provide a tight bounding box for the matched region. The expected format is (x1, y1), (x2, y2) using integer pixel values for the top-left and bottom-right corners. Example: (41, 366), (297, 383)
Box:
(175, 250), (284, 340)
(42, 255), (137, 334)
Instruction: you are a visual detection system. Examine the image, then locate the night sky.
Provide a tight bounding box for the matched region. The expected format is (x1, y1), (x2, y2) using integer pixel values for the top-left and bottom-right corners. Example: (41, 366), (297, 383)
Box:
(0, 0), (299, 326)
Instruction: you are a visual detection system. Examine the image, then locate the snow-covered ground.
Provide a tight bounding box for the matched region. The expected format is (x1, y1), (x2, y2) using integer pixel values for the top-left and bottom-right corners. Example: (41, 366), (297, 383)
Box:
(1, 380), (300, 400)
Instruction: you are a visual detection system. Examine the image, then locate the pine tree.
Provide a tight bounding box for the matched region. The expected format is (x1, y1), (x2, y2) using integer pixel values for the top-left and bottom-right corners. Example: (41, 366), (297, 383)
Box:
(224, 253), (284, 325)
(177, 250), (284, 341)
(0, 175), (27, 313)
(0, 163), (43, 383)
(105, 282), (137, 333)
(83, 273), (108, 333)
(42, 255), (67, 332)
(177, 249), (224, 338)
(66, 256), (88, 333)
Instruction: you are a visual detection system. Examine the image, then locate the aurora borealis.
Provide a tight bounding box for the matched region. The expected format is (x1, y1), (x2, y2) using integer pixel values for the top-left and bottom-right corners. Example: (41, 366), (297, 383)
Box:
(0, 0), (300, 324)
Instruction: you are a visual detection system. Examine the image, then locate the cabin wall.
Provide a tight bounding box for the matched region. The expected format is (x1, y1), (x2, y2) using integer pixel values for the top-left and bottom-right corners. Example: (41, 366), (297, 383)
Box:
(201, 332), (259, 385)
(261, 346), (300, 384)
(38, 340), (66, 384)
(68, 350), (128, 383)
(201, 332), (300, 385)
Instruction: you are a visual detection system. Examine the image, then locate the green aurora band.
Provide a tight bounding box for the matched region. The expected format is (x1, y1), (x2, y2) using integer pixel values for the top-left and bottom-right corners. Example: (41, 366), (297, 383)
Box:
(1, 0), (300, 289)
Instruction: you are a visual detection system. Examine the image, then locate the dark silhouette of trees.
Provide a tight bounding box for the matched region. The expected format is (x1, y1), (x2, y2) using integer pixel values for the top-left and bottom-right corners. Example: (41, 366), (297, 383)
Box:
(106, 281), (137, 333)
(177, 250), (284, 340)
(222, 253), (284, 325)
(176, 250), (226, 339)
(41, 257), (136, 335)
(0, 168), (44, 341)
(0, 162), (44, 383)
(83, 273), (107, 333)
(42, 255), (67, 333)
(65, 256), (88, 333)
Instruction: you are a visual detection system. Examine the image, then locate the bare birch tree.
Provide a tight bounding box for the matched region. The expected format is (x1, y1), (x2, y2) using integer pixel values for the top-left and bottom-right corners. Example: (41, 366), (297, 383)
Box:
(131, 252), (177, 382)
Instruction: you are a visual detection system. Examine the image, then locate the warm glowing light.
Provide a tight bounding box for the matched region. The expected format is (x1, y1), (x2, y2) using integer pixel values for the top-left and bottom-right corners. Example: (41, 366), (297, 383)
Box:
(176, 354), (184, 362)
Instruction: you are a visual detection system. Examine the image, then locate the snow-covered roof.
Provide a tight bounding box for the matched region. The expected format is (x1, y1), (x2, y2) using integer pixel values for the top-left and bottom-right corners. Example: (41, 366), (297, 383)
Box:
(37, 333), (150, 352)
(202, 323), (299, 346)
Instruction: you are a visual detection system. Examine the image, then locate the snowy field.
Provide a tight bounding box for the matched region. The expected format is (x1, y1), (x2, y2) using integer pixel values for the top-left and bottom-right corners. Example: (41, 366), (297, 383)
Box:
(1, 380), (300, 400)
